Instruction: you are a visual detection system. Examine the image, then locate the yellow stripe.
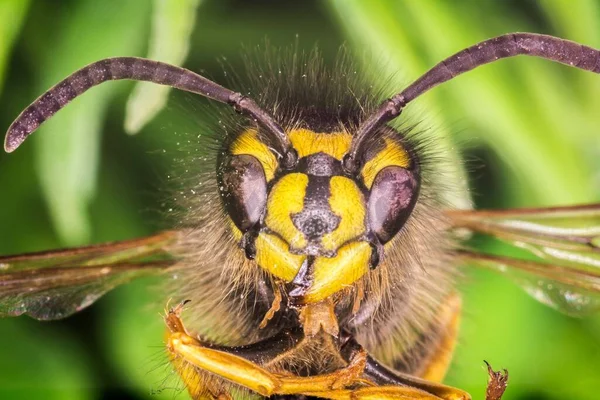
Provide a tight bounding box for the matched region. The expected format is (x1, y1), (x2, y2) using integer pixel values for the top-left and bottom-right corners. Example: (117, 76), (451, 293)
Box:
(255, 233), (305, 282)
(264, 173), (308, 249)
(288, 129), (351, 160)
(361, 137), (410, 188)
(304, 241), (371, 303)
(230, 129), (278, 181)
(321, 176), (366, 252)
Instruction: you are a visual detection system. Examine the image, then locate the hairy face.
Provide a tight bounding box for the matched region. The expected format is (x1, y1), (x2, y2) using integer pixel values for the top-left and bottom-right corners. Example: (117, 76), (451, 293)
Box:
(218, 127), (420, 304)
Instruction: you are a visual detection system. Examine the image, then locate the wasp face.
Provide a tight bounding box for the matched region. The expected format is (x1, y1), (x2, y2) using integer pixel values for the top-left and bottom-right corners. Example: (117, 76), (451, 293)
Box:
(219, 128), (419, 304)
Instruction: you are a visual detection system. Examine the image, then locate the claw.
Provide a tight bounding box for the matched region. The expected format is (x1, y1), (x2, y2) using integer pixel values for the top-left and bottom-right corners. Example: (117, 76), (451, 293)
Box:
(484, 361), (509, 400)
(164, 299), (191, 334)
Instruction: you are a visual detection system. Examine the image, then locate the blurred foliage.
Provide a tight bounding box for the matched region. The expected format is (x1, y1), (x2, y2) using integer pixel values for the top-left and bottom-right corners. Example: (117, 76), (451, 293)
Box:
(0, 0), (30, 94)
(0, 1), (599, 399)
(32, 0), (151, 246)
(125, 0), (202, 134)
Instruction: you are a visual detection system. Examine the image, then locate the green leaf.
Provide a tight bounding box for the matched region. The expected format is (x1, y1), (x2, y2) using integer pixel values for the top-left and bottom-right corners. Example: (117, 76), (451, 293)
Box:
(0, 0), (31, 94)
(32, 0), (152, 245)
(124, 0), (202, 134)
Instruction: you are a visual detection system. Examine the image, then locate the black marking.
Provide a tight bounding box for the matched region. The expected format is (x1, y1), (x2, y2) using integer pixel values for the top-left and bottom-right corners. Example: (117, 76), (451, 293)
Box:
(367, 233), (383, 270)
(291, 176), (340, 255)
(340, 335), (447, 388)
(52, 80), (78, 106)
(26, 106), (44, 129)
(241, 230), (258, 260)
(68, 69), (92, 95)
(209, 328), (304, 365)
(34, 91), (61, 120)
(288, 257), (314, 305)
(297, 152), (344, 177)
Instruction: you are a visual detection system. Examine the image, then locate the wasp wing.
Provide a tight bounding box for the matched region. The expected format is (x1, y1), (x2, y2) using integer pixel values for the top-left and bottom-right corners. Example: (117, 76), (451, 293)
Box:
(0, 231), (179, 320)
(447, 204), (600, 316)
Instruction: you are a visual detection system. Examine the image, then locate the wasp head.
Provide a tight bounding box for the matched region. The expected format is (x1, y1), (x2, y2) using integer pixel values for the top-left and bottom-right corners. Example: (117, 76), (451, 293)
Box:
(218, 127), (419, 305)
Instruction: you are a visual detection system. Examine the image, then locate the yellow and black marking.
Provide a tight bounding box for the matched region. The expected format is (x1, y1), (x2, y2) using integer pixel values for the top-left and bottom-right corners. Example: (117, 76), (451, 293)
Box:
(221, 127), (419, 304)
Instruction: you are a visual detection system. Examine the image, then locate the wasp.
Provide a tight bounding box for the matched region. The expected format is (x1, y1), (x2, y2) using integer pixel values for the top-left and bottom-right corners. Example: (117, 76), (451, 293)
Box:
(1, 33), (599, 400)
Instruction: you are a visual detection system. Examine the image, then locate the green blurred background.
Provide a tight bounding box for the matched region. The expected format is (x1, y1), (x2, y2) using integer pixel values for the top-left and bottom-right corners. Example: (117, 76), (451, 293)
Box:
(0, 0), (599, 399)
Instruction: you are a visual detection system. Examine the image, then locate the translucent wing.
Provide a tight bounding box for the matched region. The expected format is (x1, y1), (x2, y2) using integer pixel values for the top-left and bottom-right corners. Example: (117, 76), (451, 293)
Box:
(0, 231), (179, 320)
(447, 204), (600, 316)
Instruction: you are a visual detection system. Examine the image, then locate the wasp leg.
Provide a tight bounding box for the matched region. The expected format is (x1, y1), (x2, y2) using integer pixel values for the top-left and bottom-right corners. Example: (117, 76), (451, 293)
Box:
(300, 385), (452, 399)
(166, 304), (368, 398)
(484, 361), (508, 400)
(340, 337), (471, 400)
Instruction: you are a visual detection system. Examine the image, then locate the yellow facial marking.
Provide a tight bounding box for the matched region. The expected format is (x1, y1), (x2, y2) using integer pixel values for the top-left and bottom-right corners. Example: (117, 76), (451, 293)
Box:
(361, 137), (410, 188)
(321, 176), (366, 252)
(230, 129), (278, 181)
(303, 241), (372, 304)
(288, 129), (351, 160)
(264, 173), (308, 249)
(255, 233), (305, 282)
(226, 127), (403, 301)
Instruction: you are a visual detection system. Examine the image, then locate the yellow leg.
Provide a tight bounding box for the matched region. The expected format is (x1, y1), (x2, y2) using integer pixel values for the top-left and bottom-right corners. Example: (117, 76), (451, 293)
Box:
(165, 302), (471, 400)
(373, 373), (470, 400)
(343, 336), (471, 400)
(165, 305), (368, 398)
(302, 385), (459, 400)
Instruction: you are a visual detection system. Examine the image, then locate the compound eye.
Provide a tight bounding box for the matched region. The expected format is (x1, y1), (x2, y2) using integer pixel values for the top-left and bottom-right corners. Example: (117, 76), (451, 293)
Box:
(219, 154), (267, 232)
(367, 166), (419, 244)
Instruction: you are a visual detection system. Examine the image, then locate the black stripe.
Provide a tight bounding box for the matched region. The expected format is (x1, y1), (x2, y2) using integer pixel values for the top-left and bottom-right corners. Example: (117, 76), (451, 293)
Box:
(291, 176), (340, 248)
(26, 105), (44, 128)
(298, 152), (343, 177)
(68, 69), (93, 95)
(34, 91), (61, 119)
